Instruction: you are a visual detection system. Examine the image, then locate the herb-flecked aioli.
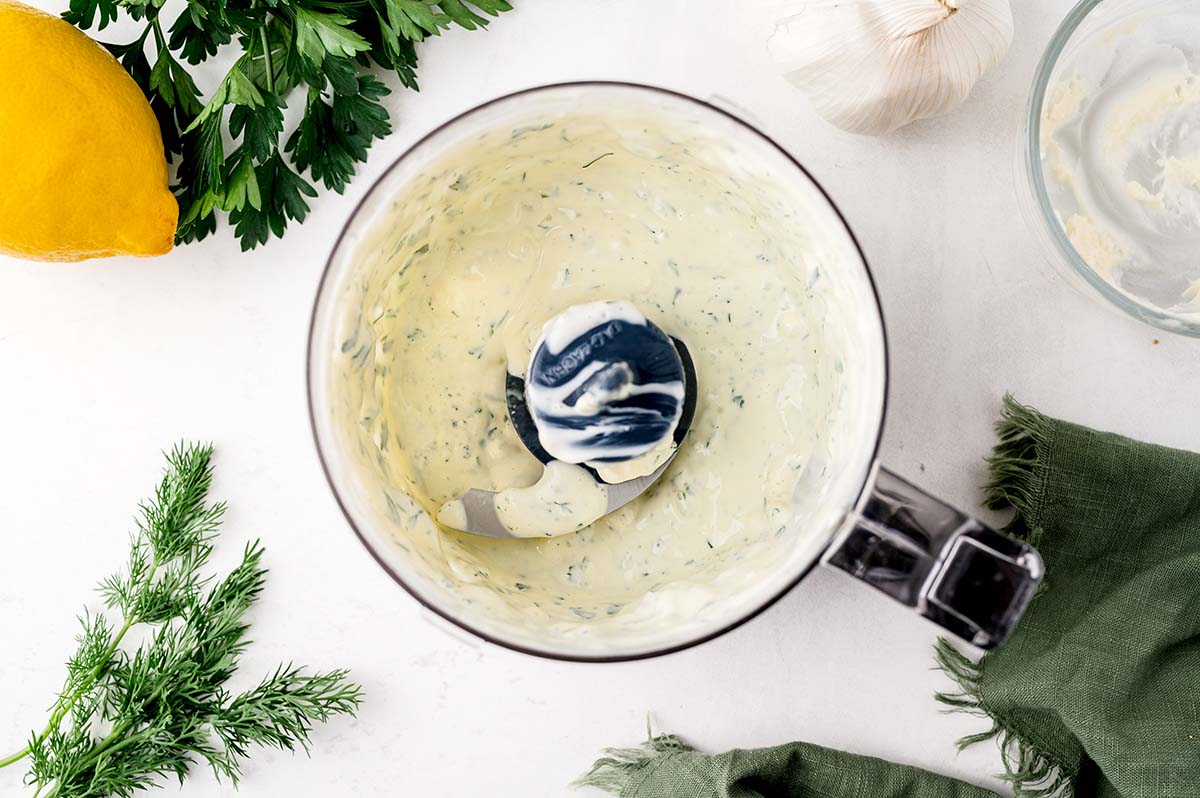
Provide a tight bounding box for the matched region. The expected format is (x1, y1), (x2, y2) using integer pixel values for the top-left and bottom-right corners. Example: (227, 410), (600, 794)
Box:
(325, 93), (883, 654)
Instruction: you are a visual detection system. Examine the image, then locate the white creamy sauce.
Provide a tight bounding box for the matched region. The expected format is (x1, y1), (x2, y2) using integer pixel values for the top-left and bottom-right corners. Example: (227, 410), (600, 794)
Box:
(535, 299), (646, 361)
(326, 98), (880, 652)
(435, 461), (613, 539)
(433, 497), (470, 531)
(594, 439), (675, 485)
(494, 460), (610, 537)
(1041, 2), (1200, 321)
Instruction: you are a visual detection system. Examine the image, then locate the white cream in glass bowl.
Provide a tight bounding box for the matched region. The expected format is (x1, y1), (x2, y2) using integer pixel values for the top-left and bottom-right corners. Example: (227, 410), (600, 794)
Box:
(1024, 0), (1200, 334)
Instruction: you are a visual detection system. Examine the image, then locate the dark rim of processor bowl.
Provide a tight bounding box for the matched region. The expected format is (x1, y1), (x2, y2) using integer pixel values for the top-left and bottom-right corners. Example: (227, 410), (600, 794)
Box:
(307, 81), (891, 663)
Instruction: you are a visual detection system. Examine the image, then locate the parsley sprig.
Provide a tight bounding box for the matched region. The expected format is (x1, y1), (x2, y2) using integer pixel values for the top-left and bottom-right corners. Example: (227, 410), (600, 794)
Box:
(0, 443), (362, 797)
(66, 0), (512, 250)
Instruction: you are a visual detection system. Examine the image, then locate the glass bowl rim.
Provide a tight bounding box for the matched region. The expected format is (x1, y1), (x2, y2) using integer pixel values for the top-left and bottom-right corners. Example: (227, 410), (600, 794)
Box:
(305, 80), (892, 662)
(1024, 0), (1200, 337)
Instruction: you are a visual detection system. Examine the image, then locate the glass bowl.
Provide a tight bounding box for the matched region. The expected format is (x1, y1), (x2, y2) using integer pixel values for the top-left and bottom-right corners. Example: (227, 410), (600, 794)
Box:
(1020, 0), (1200, 337)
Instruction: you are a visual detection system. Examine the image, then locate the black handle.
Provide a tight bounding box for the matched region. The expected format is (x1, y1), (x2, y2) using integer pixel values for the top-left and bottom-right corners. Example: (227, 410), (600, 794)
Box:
(824, 466), (1043, 650)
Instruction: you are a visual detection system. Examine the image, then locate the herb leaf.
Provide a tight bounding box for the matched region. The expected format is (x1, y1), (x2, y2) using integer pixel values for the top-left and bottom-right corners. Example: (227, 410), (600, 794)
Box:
(384, 0), (450, 40)
(149, 49), (203, 118)
(167, 4), (235, 65)
(228, 151), (318, 249)
(294, 8), (372, 63)
(65, 0), (513, 250)
(62, 0), (119, 30)
(287, 72), (392, 194)
(438, 0), (513, 29)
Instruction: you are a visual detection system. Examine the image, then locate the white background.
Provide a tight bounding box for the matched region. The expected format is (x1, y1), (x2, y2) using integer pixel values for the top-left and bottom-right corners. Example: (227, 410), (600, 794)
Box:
(3, 1), (1198, 795)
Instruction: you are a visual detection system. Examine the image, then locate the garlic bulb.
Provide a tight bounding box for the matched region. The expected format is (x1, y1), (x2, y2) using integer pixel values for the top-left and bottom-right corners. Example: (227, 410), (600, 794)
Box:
(766, 0), (1013, 135)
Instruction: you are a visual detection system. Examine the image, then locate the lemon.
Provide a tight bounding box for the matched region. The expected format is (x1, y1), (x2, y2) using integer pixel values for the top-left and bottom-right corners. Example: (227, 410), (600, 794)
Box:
(0, 0), (177, 261)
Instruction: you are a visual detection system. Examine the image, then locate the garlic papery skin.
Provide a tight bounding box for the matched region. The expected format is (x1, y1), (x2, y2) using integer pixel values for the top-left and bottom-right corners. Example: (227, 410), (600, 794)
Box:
(765, 0), (1013, 135)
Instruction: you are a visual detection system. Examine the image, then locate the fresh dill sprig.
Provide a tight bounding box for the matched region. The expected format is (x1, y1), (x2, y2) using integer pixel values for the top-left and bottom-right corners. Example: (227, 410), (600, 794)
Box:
(64, 0), (513, 250)
(0, 443), (362, 797)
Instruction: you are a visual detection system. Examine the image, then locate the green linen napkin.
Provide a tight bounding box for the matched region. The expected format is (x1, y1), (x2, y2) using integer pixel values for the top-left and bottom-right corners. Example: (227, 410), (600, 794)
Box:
(581, 734), (1004, 798)
(580, 397), (1200, 798)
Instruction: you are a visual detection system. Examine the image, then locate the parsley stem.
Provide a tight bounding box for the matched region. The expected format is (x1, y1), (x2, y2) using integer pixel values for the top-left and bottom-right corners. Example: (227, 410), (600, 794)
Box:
(151, 17), (166, 50)
(260, 24), (275, 93)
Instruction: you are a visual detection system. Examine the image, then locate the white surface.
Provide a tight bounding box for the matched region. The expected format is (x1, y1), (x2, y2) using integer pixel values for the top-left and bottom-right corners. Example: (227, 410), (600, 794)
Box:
(2, 1), (1197, 795)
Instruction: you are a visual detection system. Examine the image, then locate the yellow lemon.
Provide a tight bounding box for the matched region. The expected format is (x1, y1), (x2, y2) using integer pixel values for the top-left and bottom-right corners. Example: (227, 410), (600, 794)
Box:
(0, 0), (177, 261)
